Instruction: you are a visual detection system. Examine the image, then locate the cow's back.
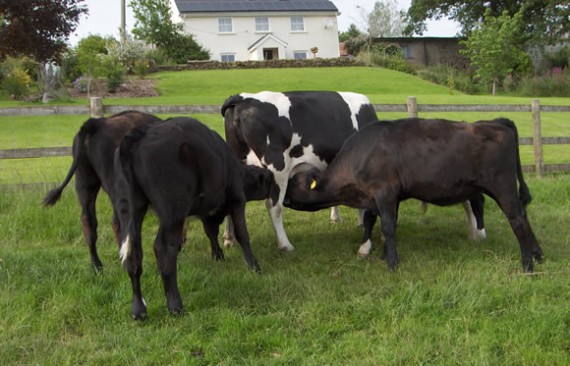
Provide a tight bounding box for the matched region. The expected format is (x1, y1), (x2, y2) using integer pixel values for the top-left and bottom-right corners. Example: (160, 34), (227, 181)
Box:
(128, 117), (243, 219)
(223, 90), (376, 166)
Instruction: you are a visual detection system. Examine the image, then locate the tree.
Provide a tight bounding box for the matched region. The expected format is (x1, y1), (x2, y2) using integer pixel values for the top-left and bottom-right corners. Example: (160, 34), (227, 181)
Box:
(367, 0), (407, 37)
(339, 24), (363, 43)
(130, 0), (209, 63)
(460, 9), (532, 95)
(0, 0), (87, 62)
(405, 0), (570, 45)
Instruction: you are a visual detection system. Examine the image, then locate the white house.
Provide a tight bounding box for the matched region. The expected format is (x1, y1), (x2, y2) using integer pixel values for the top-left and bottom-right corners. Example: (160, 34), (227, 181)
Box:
(170, 0), (340, 61)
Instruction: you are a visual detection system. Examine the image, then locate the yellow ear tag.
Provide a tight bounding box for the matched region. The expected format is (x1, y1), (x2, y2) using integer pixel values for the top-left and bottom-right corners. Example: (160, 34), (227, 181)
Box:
(310, 179), (317, 190)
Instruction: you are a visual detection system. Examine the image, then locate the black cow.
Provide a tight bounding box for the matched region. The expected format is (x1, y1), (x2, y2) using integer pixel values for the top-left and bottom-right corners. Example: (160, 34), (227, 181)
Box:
(221, 91), (378, 251)
(222, 91), (486, 253)
(43, 111), (162, 271)
(285, 118), (543, 272)
(118, 116), (276, 319)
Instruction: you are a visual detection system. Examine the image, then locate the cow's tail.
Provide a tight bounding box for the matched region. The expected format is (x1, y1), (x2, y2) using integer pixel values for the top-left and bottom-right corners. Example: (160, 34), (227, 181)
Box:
(179, 138), (220, 204)
(42, 118), (100, 206)
(117, 124), (149, 264)
(496, 118), (532, 207)
(220, 94), (243, 117)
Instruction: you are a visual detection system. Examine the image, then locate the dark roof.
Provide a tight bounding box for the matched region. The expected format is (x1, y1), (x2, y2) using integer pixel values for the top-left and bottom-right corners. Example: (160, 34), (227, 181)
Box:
(173, 0), (338, 13)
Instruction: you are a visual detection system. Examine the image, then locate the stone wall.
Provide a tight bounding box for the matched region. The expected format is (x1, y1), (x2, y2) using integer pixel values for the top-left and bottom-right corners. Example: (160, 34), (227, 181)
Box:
(158, 57), (356, 71)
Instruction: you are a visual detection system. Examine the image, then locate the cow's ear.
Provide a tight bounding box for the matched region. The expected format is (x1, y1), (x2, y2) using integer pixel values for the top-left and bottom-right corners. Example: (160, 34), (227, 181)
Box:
(306, 169), (320, 190)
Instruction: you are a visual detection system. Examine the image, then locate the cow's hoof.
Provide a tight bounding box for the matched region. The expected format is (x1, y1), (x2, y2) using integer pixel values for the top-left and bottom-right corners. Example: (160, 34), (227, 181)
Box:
(223, 239), (235, 248)
(132, 312), (147, 321)
(212, 250), (225, 261)
(91, 261), (103, 274)
(169, 306), (184, 316)
(278, 244), (295, 252)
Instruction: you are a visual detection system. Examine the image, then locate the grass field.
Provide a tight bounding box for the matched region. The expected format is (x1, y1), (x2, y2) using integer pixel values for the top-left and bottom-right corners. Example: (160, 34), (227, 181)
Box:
(1, 176), (569, 365)
(1, 67), (569, 364)
(1, 67), (569, 186)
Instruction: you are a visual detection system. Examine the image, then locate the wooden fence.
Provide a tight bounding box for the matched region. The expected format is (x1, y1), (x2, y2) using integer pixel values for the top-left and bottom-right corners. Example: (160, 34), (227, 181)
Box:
(1, 97), (570, 178)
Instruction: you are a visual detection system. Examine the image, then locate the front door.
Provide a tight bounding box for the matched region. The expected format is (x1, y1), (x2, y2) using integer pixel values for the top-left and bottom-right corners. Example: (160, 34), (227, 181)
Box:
(263, 48), (278, 60)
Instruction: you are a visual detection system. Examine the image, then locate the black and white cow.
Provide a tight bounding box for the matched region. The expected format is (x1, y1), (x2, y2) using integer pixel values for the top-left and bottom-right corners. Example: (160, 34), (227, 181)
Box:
(222, 91), (486, 252)
(221, 91), (378, 251)
(118, 117), (276, 319)
(43, 111), (162, 271)
(284, 117), (543, 272)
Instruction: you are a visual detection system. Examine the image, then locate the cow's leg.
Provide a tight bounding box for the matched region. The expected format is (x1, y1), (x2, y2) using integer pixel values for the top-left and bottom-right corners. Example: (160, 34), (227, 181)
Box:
(375, 195), (400, 271)
(223, 215), (237, 248)
(493, 193), (542, 272)
(231, 202), (261, 273)
(266, 199), (294, 251)
(111, 208), (121, 247)
(121, 202), (148, 320)
(266, 172), (295, 251)
(330, 206), (341, 223)
(77, 181), (103, 272)
(154, 219), (185, 315)
(358, 211), (377, 257)
(202, 217), (225, 261)
(356, 209), (365, 227)
(464, 195), (487, 240)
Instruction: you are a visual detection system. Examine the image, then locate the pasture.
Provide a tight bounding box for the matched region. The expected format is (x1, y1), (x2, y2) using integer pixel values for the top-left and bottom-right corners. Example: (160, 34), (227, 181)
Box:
(1, 67), (569, 364)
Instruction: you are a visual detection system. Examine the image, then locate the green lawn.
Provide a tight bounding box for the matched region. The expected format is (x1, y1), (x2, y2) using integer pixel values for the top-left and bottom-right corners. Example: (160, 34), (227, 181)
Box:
(1, 66), (569, 365)
(1, 175), (569, 365)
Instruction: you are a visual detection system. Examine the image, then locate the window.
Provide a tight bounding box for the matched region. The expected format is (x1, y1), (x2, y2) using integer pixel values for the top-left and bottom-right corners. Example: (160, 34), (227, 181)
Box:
(255, 17), (269, 32)
(218, 17), (233, 33)
(293, 51), (308, 59)
(401, 45), (412, 59)
(291, 16), (304, 31)
(220, 53), (235, 62)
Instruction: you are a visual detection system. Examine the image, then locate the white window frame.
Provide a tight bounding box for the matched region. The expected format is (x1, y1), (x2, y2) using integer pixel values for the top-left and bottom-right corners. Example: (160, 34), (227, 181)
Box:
(291, 16), (304, 32)
(293, 51), (308, 59)
(255, 17), (269, 32)
(218, 17), (233, 33)
(220, 53), (236, 62)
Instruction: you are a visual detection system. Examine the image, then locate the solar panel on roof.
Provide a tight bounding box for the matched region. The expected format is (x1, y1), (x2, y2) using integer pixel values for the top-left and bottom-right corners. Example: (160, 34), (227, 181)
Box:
(173, 0), (338, 13)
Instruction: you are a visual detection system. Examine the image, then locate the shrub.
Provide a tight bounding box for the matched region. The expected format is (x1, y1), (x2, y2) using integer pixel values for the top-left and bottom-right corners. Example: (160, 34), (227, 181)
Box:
(545, 46), (569, 69)
(106, 38), (148, 73)
(133, 59), (150, 78)
(99, 55), (126, 92)
(145, 48), (173, 67)
(165, 34), (210, 64)
(60, 50), (81, 83)
(357, 43), (416, 75)
(516, 67), (570, 97)
(0, 57), (33, 99)
(2, 67), (31, 99)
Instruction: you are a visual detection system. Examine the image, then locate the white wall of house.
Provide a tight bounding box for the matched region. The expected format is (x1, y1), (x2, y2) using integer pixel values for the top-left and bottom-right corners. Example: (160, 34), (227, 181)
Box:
(178, 12), (340, 61)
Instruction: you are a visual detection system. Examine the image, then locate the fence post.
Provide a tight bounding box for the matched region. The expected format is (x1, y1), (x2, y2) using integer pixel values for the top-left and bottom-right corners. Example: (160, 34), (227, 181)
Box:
(407, 96), (418, 118)
(90, 97), (104, 118)
(531, 98), (543, 177)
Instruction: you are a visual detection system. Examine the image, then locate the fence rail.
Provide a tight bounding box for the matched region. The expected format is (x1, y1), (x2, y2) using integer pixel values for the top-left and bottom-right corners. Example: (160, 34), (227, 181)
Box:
(1, 97), (569, 177)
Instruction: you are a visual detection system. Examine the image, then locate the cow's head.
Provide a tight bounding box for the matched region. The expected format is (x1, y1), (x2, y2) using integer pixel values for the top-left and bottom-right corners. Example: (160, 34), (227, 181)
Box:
(243, 165), (279, 203)
(283, 168), (328, 212)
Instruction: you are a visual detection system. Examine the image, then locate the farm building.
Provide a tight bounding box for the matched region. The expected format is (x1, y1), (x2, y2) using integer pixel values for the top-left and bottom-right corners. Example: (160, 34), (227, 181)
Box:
(170, 0), (341, 61)
(373, 37), (469, 69)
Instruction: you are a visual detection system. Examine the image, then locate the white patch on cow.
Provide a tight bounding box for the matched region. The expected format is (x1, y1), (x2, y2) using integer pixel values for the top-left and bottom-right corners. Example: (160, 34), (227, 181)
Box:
(241, 91), (291, 120)
(338, 91), (373, 130)
(356, 209), (365, 227)
(477, 228), (487, 240)
(119, 234), (131, 263)
(463, 200), (485, 241)
(330, 207), (341, 223)
(245, 149), (263, 167)
(358, 239), (372, 256)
